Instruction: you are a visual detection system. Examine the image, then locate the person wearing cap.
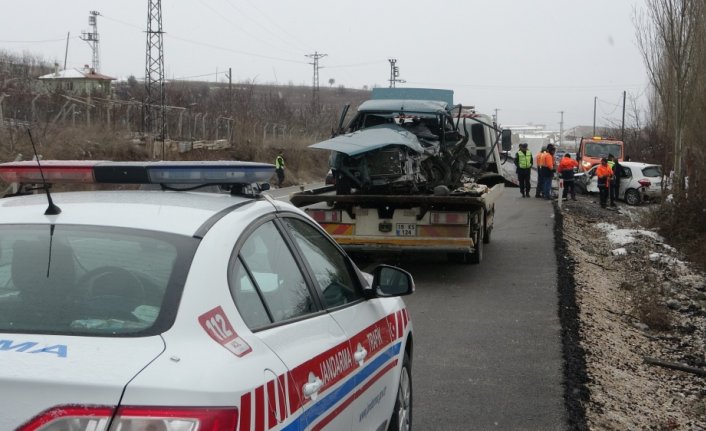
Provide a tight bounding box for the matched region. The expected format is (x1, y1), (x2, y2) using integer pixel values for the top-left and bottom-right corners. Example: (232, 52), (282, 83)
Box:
(540, 144), (557, 200)
(595, 157), (613, 208)
(514, 143), (533, 197)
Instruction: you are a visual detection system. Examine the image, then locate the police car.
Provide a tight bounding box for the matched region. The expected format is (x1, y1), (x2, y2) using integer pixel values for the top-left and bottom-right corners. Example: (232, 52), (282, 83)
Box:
(0, 160), (414, 431)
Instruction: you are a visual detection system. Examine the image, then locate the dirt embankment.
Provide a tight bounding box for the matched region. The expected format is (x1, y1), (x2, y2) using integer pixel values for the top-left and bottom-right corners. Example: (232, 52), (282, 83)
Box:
(557, 195), (706, 430)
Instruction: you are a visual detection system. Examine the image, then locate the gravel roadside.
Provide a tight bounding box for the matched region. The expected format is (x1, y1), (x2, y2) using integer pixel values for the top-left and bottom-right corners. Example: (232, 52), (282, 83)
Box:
(557, 194), (706, 430)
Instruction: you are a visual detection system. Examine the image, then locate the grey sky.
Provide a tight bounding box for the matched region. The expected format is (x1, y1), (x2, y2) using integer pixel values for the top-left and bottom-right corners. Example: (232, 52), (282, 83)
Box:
(1, 0), (648, 129)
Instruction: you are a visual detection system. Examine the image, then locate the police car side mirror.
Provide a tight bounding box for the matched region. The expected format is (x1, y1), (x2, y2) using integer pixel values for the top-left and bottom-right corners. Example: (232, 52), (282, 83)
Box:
(260, 183), (271, 191)
(370, 265), (415, 297)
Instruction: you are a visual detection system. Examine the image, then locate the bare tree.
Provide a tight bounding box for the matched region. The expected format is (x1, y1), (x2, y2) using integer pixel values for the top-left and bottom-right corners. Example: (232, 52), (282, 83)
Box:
(635, 0), (705, 193)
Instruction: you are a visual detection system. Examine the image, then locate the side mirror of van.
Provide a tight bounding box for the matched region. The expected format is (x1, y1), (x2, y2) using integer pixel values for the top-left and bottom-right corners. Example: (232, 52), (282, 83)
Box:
(501, 129), (512, 152)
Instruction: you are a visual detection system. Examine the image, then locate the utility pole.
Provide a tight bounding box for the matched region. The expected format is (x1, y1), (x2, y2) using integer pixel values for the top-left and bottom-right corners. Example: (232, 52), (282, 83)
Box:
(593, 96), (598, 136)
(493, 108), (500, 125)
(559, 110), (564, 147)
(63, 32), (70, 70)
(388, 59), (405, 88)
(225, 67), (233, 115)
(144, 0), (166, 158)
(80, 11), (101, 72)
(306, 51), (327, 109)
(620, 90), (626, 141)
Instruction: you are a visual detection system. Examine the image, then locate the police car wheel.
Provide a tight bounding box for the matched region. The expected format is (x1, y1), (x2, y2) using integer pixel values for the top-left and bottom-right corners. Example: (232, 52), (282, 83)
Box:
(388, 351), (412, 431)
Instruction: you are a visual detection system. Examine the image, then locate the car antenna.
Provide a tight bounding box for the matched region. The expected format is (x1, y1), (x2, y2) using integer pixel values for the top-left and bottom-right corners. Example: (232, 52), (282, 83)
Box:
(26, 128), (61, 215)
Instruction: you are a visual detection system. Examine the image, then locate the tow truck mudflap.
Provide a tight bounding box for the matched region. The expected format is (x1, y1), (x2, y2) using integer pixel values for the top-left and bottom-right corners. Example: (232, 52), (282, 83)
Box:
(333, 235), (474, 253)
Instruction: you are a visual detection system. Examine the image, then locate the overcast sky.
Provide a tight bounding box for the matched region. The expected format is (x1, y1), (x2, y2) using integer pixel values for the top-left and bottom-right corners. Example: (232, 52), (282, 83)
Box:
(1, 0), (649, 129)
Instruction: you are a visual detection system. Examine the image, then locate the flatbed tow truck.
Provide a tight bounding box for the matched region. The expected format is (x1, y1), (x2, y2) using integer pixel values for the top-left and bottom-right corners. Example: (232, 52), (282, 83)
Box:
(290, 88), (511, 264)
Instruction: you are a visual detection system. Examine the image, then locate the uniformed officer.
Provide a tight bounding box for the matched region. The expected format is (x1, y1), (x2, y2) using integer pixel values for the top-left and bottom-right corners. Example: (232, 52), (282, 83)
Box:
(514, 143), (533, 198)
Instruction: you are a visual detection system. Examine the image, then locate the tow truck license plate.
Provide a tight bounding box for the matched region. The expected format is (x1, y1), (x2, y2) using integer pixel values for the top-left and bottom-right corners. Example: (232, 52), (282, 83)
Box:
(396, 223), (417, 236)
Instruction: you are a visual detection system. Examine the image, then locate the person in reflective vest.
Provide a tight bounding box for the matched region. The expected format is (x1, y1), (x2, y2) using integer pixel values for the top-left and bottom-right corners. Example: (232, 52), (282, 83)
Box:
(557, 153), (579, 201)
(540, 144), (556, 200)
(595, 158), (613, 209)
(608, 154), (622, 206)
(535, 147), (547, 198)
(275, 150), (285, 188)
(514, 143), (533, 198)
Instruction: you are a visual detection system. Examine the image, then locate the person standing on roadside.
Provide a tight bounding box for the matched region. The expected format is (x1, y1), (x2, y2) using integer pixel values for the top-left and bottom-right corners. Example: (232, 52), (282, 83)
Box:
(540, 144), (556, 200)
(275, 150), (285, 188)
(595, 157), (613, 209)
(535, 146), (547, 198)
(515, 143), (533, 198)
(558, 153), (579, 201)
(608, 154), (622, 207)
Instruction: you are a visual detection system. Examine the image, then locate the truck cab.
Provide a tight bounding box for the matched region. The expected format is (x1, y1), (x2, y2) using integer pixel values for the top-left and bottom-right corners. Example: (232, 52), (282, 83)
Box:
(577, 136), (624, 171)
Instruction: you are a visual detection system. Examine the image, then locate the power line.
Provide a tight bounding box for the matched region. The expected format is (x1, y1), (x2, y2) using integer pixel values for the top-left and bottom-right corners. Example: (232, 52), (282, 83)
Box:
(0, 37), (75, 43)
(222, 0), (309, 53)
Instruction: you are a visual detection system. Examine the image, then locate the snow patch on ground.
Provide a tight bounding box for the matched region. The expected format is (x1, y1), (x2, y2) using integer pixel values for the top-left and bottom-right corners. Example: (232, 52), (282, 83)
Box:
(595, 222), (664, 246)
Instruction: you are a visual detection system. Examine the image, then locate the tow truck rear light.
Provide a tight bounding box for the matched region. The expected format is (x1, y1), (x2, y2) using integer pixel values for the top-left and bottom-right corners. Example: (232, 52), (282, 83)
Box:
(638, 179), (651, 187)
(307, 209), (342, 223)
(430, 211), (468, 225)
(18, 405), (238, 431)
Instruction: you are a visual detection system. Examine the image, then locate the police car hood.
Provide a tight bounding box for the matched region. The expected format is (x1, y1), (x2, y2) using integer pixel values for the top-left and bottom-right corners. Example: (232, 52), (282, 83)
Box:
(310, 124), (425, 156)
(0, 334), (164, 430)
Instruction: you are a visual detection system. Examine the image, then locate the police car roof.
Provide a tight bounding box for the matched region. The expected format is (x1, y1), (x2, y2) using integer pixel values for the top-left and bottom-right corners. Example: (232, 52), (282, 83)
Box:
(0, 190), (269, 237)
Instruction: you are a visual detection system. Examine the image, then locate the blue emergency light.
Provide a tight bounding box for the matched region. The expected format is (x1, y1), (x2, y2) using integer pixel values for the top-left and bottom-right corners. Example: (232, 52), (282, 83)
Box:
(0, 160), (276, 186)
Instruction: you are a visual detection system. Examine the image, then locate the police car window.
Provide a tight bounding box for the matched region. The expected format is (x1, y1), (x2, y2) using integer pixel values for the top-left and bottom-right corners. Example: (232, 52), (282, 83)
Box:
(230, 257), (271, 329)
(282, 218), (362, 308)
(0, 225), (196, 336)
(236, 221), (316, 324)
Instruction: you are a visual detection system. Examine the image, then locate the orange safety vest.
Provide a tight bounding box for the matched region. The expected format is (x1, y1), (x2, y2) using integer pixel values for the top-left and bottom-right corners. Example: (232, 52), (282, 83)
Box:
(595, 164), (613, 186)
(558, 158), (578, 173)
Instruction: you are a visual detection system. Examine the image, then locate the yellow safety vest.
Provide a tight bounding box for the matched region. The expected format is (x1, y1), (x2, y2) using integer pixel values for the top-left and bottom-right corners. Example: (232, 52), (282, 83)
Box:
(516, 151), (532, 169)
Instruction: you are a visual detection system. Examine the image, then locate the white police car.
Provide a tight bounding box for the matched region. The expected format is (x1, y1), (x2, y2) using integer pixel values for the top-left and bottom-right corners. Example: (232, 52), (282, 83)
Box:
(0, 160), (413, 431)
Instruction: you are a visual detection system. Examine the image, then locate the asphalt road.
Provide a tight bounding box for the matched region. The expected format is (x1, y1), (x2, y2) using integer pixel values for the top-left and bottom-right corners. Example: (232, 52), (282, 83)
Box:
(270, 185), (567, 430)
(367, 190), (566, 431)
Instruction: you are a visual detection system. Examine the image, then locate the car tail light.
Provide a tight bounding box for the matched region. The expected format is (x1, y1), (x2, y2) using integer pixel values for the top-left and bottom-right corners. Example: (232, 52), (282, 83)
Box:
(430, 211), (469, 225)
(307, 209), (341, 223)
(638, 179), (651, 187)
(18, 405), (238, 431)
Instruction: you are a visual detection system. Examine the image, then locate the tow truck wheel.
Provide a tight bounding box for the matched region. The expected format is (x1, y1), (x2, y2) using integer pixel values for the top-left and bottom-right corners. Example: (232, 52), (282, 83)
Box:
(447, 212), (484, 264)
(388, 351), (412, 431)
(469, 211), (485, 264)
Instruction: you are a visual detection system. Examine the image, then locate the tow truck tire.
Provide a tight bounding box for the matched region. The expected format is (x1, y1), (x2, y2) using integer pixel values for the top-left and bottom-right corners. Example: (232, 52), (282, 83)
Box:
(388, 351), (412, 431)
(483, 207), (492, 244)
(447, 211), (484, 264)
(469, 211), (484, 264)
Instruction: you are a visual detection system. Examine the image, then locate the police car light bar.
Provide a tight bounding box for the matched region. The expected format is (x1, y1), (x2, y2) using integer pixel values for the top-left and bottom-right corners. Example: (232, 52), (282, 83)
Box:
(0, 160), (275, 185)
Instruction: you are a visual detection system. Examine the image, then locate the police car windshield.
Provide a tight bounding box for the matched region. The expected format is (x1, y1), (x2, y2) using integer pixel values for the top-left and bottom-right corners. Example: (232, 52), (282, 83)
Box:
(0, 225), (198, 336)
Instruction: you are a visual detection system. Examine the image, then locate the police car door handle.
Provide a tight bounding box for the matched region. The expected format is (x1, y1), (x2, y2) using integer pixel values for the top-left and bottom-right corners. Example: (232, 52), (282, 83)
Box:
(303, 374), (324, 400)
(354, 346), (368, 366)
